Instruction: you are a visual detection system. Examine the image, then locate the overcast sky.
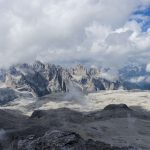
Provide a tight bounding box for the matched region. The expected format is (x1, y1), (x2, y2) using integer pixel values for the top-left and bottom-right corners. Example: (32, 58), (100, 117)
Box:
(0, 0), (150, 68)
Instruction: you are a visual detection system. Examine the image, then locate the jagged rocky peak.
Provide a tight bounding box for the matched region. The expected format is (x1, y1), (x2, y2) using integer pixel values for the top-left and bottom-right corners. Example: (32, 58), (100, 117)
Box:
(0, 69), (6, 81)
(88, 66), (101, 76)
(70, 64), (88, 76)
(33, 60), (45, 70)
(18, 63), (30, 68)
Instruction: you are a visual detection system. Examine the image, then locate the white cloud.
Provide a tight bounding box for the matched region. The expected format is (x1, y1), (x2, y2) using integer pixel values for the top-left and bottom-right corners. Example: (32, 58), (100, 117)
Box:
(0, 0), (150, 68)
(130, 76), (146, 83)
(146, 64), (150, 72)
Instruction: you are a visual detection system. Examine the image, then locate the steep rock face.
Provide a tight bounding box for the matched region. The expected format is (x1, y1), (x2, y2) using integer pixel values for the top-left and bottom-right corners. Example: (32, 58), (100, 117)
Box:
(23, 72), (49, 96)
(70, 64), (87, 76)
(0, 88), (18, 104)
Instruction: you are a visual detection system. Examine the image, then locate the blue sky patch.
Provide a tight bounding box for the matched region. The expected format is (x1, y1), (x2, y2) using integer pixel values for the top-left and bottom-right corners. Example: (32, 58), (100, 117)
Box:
(134, 6), (150, 16)
(133, 6), (150, 31)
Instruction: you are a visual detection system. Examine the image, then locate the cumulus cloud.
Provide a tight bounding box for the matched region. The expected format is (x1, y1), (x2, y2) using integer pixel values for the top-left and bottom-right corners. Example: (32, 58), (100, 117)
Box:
(146, 63), (150, 72)
(0, 0), (150, 68)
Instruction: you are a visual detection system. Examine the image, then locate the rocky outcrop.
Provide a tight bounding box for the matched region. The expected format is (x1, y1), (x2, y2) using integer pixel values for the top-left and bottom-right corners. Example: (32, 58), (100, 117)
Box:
(98, 104), (133, 119)
(103, 104), (131, 111)
(16, 130), (133, 150)
(0, 88), (18, 104)
(86, 104), (150, 121)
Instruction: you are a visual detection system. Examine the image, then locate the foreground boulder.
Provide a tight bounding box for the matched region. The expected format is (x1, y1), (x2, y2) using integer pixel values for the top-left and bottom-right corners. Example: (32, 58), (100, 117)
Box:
(16, 130), (134, 150)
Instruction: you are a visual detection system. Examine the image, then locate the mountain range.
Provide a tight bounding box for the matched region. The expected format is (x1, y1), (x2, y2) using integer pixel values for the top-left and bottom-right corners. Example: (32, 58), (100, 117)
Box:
(0, 61), (149, 102)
